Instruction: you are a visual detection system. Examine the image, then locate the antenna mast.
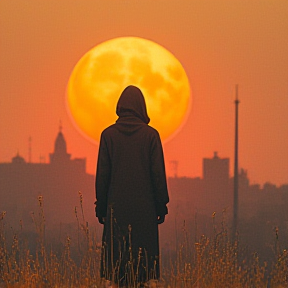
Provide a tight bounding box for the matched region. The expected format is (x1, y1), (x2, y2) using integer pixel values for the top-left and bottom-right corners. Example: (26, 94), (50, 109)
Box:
(170, 160), (179, 178)
(28, 136), (32, 163)
(233, 85), (240, 241)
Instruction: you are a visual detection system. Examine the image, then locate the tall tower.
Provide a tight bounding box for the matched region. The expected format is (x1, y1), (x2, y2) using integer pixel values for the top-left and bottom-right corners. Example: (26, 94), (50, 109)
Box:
(232, 85), (240, 240)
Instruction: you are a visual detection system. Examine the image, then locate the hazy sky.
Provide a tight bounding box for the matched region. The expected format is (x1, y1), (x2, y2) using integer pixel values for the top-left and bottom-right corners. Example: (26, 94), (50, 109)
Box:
(1, 0), (287, 186)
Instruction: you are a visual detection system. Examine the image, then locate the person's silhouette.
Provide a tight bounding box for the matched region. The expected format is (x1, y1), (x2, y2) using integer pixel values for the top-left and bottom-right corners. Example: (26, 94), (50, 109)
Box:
(95, 85), (169, 286)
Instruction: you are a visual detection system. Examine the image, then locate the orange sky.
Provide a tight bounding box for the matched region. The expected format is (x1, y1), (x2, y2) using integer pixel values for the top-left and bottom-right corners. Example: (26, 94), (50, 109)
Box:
(0, 0), (287, 186)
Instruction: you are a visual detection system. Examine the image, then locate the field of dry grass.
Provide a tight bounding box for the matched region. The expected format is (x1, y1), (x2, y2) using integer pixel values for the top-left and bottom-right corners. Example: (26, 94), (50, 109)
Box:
(1, 196), (288, 288)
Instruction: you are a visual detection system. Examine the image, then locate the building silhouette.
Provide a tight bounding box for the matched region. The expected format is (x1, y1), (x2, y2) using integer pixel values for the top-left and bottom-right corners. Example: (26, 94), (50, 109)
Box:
(1, 129), (288, 249)
(203, 151), (230, 210)
(0, 127), (95, 229)
(168, 152), (232, 220)
(167, 152), (288, 238)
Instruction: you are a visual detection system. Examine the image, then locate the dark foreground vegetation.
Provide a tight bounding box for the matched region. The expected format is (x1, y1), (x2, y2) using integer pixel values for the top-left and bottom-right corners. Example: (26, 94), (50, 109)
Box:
(1, 198), (288, 288)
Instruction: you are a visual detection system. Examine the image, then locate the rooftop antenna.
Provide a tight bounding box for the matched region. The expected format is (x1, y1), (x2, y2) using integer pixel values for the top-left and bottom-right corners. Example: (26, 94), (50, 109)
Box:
(232, 84), (240, 241)
(28, 136), (32, 163)
(170, 160), (179, 178)
(59, 120), (63, 132)
(39, 154), (45, 163)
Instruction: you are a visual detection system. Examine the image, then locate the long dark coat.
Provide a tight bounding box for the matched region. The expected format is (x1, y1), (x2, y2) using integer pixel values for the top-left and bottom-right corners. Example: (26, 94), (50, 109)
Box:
(95, 86), (169, 285)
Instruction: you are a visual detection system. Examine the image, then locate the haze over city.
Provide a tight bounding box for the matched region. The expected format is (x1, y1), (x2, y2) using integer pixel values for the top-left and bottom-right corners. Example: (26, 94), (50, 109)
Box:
(1, 0), (287, 186)
(1, 3), (288, 286)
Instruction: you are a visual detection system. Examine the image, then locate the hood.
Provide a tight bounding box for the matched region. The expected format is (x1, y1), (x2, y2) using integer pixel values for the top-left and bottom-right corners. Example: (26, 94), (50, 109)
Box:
(116, 85), (150, 124)
(115, 86), (150, 135)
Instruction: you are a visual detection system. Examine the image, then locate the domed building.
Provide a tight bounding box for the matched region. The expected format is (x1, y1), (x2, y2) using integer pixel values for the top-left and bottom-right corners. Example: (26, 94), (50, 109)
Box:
(50, 127), (71, 163)
(0, 127), (95, 229)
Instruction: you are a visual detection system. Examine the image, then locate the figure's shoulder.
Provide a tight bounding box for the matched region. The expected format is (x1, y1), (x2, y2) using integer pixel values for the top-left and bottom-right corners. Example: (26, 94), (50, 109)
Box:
(101, 122), (160, 140)
(146, 125), (158, 134)
(144, 125), (161, 139)
(100, 124), (117, 137)
(103, 124), (117, 132)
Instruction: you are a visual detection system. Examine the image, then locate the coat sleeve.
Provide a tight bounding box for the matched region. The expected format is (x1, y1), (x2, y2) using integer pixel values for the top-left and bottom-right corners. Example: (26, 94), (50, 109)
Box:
(95, 132), (111, 217)
(150, 131), (169, 216)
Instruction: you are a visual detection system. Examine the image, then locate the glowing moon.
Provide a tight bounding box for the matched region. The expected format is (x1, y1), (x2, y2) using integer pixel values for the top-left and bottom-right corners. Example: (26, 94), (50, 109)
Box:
(67, 37), (191, 143)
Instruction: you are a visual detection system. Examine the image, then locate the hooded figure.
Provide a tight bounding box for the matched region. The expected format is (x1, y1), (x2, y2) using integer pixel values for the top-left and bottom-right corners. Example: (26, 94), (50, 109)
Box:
(95, 85), (169, 286)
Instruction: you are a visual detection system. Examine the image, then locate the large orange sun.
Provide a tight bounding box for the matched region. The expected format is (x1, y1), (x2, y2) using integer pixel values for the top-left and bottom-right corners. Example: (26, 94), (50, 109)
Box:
(67, 37), (191, 143)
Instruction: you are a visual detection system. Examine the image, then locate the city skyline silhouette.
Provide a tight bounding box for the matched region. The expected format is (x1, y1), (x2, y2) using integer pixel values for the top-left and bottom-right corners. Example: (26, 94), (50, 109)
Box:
(1, 1), (287, 187)
(1, 126), (287, 227)
(1, 125), (287, 264)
